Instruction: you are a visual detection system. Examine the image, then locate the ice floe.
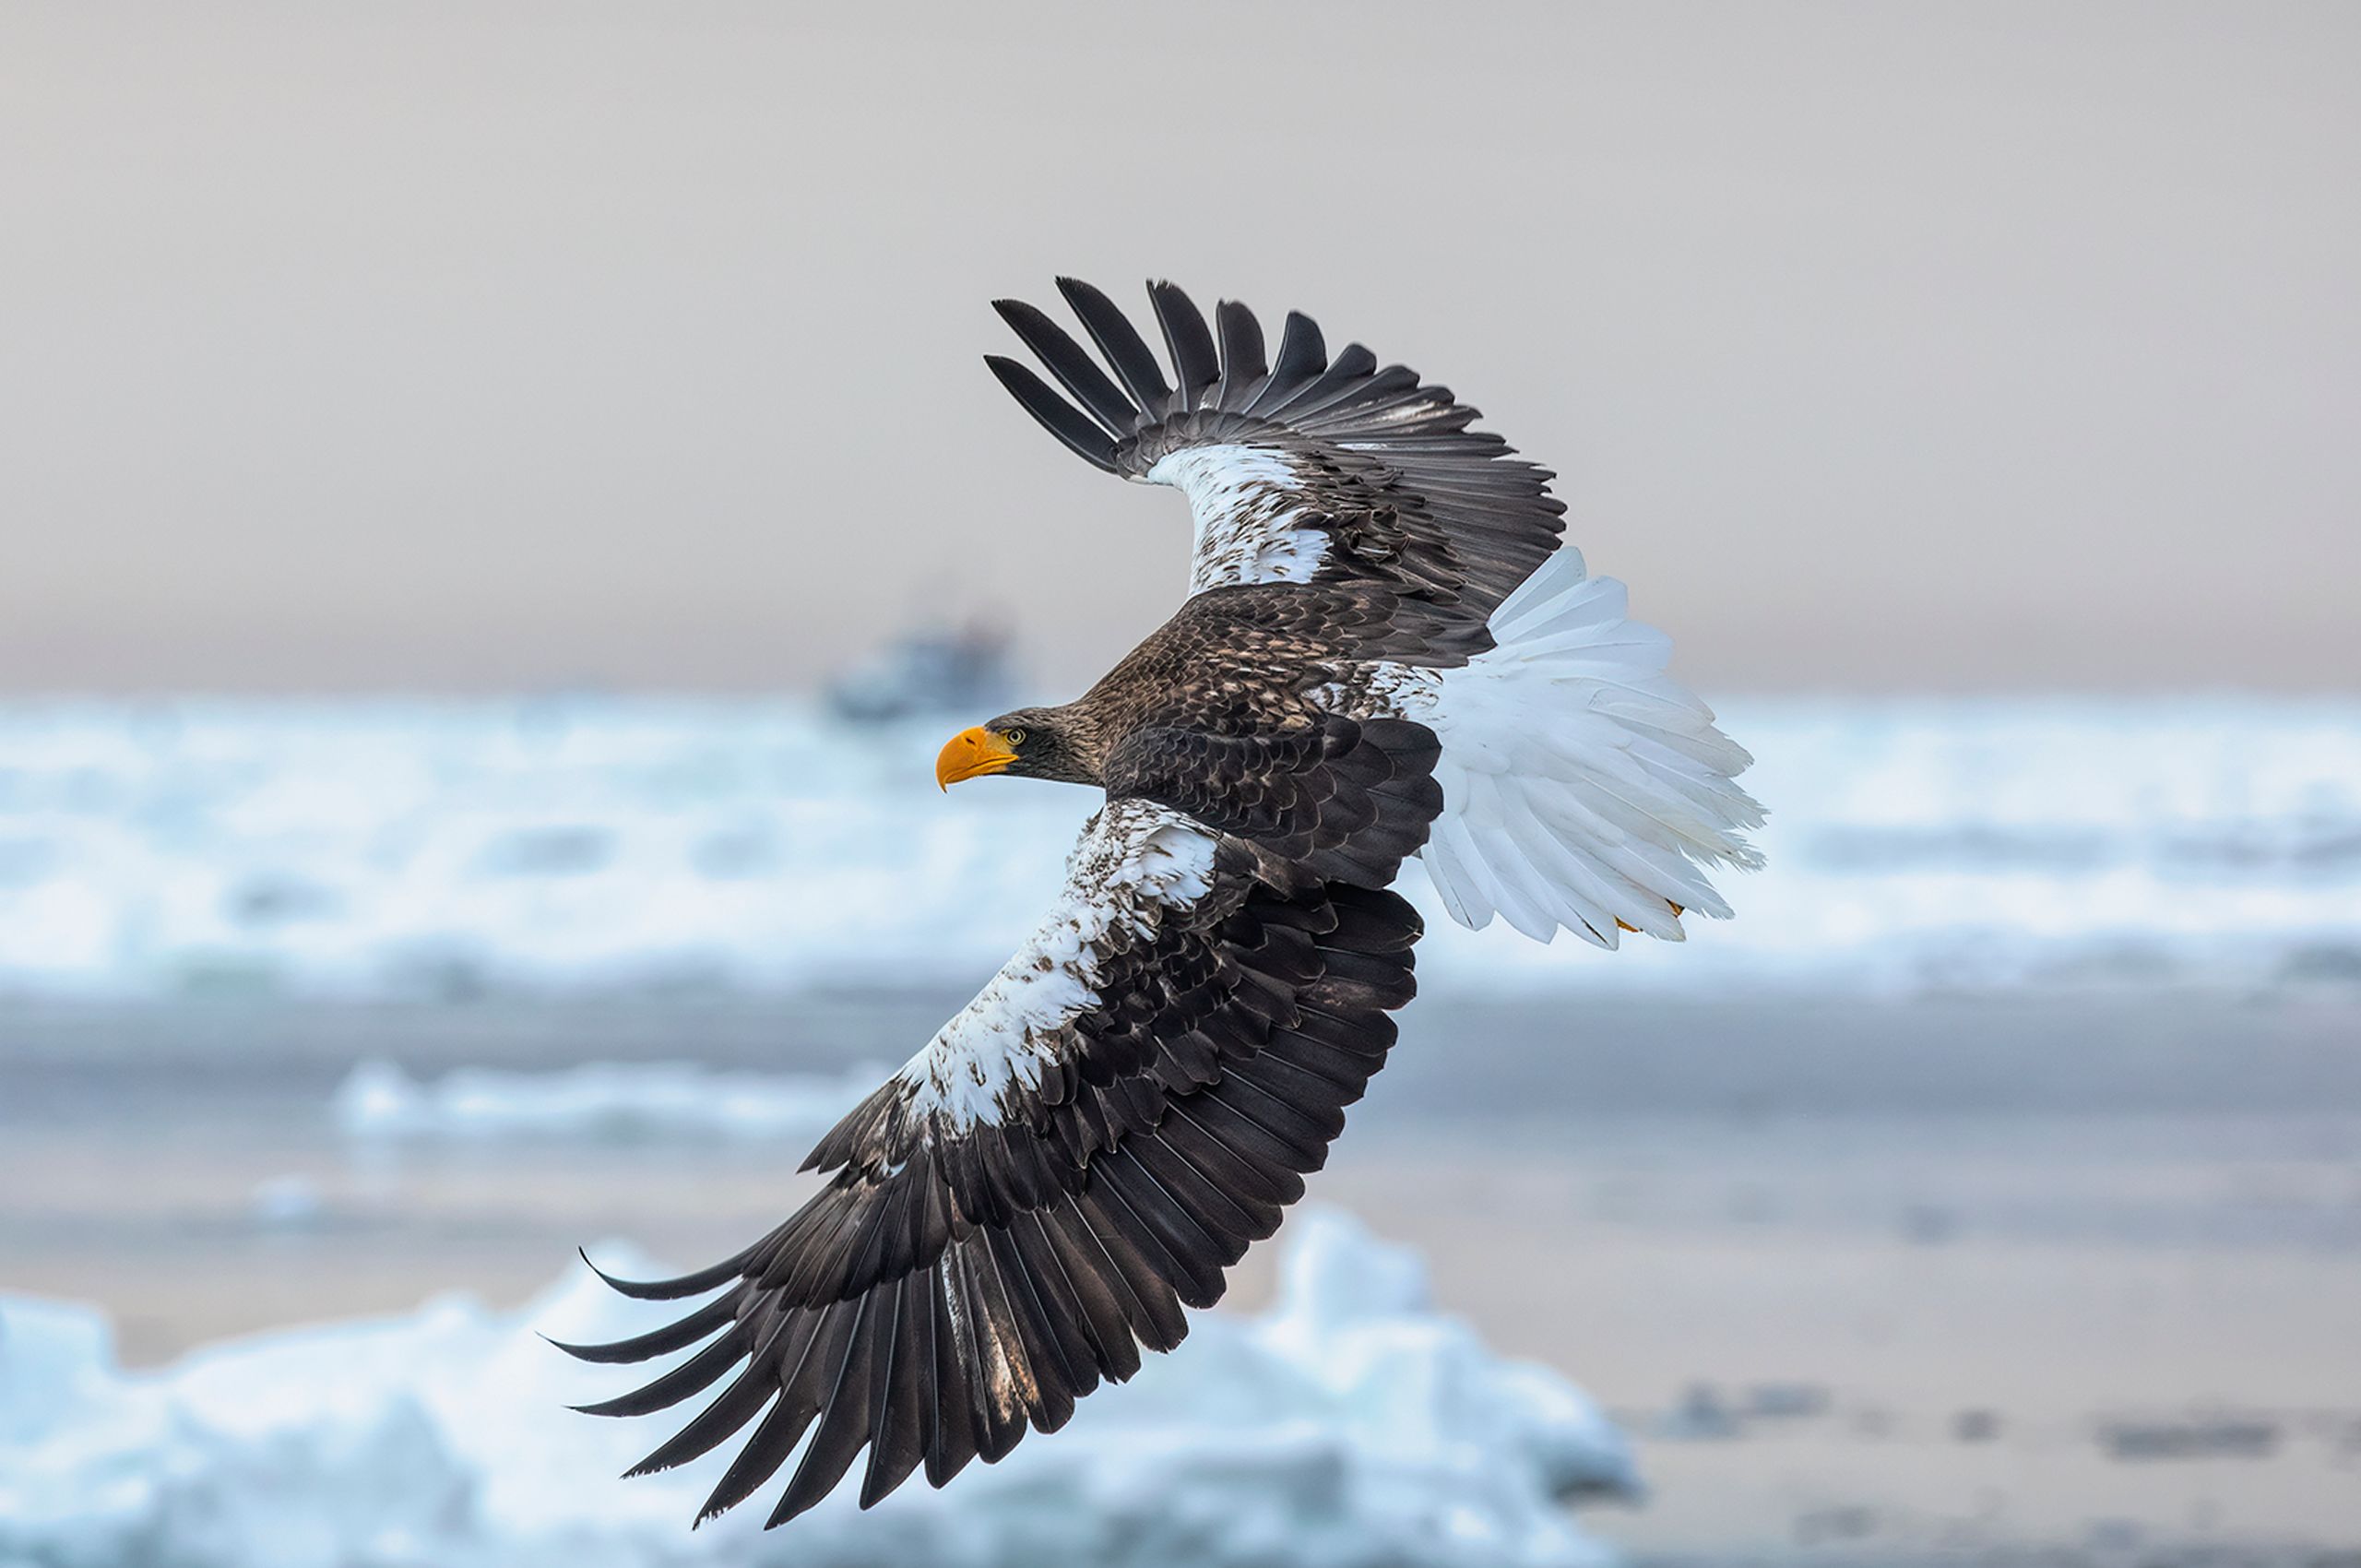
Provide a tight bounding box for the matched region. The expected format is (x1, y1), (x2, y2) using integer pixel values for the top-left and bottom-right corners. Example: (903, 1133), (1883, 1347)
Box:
(0, 1209), (1635, 1568)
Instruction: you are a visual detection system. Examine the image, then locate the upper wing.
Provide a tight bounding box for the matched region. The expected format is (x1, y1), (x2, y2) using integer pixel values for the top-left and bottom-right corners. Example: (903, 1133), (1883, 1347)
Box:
(562, 780), (1435, 1527)
(987, 279), (1565, 620)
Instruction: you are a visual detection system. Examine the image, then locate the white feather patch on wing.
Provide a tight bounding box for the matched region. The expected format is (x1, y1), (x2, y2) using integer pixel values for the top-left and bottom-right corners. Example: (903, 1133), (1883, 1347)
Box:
(893, 799), (1218, 1127)
(1144, 445), (1332, 595)
(1342, 547), (1765, 948)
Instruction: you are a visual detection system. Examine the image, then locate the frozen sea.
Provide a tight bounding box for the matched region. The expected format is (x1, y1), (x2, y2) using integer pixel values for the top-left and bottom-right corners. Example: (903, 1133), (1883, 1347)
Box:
(4, 695), (2359, 1564)
(0, 695), (2355, 1005)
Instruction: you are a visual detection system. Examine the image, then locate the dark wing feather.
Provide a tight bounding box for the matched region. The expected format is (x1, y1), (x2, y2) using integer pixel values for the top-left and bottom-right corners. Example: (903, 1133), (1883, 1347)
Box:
(989, 279), (1566, 638)
(567, 766), (1438, 1529)
(991, 300), (1139, 436)
(1149, 279), (1220, 413)
(1212, 299), (1267, 411)
(1057, 276), (1172, 413)
(982, 355), (1120, 473)
(1246, 310), (1328, 414)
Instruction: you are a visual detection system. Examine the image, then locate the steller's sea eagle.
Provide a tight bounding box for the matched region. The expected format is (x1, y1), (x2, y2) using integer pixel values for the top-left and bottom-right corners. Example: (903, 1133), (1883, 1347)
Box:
(558, 279), (1765, 1526)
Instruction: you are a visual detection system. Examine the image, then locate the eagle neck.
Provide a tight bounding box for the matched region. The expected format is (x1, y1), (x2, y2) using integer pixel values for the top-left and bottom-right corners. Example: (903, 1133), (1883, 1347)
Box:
(1045, 695), (1121, 786)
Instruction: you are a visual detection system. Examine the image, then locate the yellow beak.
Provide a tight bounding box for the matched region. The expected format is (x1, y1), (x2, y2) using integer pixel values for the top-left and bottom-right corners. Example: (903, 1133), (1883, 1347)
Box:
(935, 725), (1016, 790)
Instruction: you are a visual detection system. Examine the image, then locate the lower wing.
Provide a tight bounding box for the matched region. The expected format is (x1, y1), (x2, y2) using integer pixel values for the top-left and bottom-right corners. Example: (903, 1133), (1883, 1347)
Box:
(558, 790), (1431, 1527)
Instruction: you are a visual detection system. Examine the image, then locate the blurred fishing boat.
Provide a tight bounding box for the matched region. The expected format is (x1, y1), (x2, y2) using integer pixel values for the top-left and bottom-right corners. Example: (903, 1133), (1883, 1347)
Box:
(823, 620), (1015, 723)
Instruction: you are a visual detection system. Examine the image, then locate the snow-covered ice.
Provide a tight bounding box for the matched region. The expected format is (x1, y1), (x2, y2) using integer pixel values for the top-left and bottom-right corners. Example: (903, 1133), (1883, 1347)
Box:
(0, 695), (2355, 1004)
(0, 1210), (1636, 1568)
(331, 1058), (885, 1143)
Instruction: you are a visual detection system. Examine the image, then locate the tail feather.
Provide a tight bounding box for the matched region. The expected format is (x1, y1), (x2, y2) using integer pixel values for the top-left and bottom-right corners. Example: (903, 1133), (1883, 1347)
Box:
(1588, 703), (1756, 778)
(1533, 718), (1762, 836)
(1462, 772), (1584, 940)
(1411, 548), (1763, 948)
(1494, 780), (1685, 942)
(1525, 786), (1734, 921)
(1485, 545), (1596, 638)
(1418, 832), (1478, 928)
(1508, 622), (1675, 666)
(1422, 813), (1506, 932)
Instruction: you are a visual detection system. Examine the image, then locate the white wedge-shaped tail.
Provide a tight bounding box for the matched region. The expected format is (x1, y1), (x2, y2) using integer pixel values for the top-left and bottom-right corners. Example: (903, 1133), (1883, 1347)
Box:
(1401, 548), (1765, 945)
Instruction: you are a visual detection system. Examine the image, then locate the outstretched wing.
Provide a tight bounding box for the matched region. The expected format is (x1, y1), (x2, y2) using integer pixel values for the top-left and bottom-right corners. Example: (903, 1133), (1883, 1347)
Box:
(564, 721), (1441, 1528)
(986, 279), (1566, 622)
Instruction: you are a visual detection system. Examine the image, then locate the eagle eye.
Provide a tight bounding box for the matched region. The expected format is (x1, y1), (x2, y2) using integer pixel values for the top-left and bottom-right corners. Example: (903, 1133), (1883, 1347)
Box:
(1003, 727), (1027, 747)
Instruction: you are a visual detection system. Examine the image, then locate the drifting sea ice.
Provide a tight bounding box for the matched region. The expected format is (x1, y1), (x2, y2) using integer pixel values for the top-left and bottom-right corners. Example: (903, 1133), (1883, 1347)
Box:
(331, 1057), (886, 1143)
(0, 1210), (1636, 1568)
(1, 696), (2356, 1004)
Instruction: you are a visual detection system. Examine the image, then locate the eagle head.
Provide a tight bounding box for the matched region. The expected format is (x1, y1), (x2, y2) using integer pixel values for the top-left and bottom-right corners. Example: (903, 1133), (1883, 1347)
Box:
(935, 707), (1099, 790)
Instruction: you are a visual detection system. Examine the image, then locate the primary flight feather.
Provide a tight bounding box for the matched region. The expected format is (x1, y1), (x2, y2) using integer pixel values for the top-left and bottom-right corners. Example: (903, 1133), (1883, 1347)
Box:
(560, 278), (1765, 1526)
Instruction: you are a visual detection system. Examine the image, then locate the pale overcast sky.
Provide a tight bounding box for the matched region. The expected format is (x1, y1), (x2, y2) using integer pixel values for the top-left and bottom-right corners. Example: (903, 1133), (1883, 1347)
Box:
(2, 2), (2353, 695)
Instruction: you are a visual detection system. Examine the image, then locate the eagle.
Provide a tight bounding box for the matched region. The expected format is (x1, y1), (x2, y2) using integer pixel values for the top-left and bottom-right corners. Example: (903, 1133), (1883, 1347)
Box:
(558, 279), (1764, 1526)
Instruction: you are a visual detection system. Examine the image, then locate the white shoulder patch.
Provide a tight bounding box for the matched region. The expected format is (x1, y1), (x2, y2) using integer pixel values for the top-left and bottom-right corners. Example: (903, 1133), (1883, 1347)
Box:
(893, 801), (1218, 1127)
(1144, 445), (1331, 595)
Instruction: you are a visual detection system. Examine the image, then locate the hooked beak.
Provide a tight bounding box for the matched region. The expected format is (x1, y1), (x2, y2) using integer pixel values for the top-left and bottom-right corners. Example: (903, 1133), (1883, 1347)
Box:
(935, 726), (1016, 790)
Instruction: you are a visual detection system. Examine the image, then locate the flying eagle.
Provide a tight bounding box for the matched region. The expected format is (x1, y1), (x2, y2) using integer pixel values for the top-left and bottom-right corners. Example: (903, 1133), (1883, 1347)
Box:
(559, 279), (1764, 1526)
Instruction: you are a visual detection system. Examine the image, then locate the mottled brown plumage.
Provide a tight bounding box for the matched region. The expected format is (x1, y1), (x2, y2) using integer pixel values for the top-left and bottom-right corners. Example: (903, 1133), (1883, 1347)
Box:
(981, 583), (1487, 791)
